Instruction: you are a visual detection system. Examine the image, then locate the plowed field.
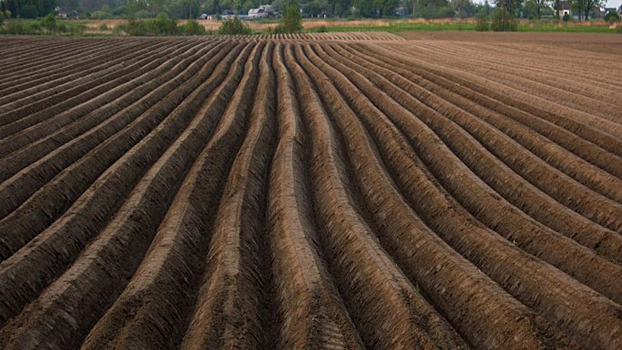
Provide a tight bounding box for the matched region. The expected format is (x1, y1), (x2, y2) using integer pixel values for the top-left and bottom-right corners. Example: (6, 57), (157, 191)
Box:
(1, 33), (622, 350)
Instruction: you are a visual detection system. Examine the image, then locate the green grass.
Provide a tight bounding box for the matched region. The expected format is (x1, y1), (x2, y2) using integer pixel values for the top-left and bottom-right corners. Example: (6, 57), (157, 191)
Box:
(304, 20), (619, 34)
(516, 21), (615, 33)
(2, 17), (619, 36)
(307, 21), (478, 32)
(0, 18), (88, 35)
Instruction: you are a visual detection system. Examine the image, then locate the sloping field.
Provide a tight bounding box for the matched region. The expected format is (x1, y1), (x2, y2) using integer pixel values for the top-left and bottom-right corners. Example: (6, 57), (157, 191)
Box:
(1, 33), (622, 350)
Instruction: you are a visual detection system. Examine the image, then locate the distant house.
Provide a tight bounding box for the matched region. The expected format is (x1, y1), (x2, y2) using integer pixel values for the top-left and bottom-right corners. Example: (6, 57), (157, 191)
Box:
(54, 6), (78, 18)
(248, 5), (275, 19)
(592, 6), (605, 18)
(559, 1), (572, 16)
(618, 5), (622, 16)
(221, 9), (236, 20)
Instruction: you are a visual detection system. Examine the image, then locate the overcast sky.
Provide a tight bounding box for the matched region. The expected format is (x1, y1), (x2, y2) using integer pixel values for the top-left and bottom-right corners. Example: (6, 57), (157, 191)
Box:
(473, 0), (622, 8)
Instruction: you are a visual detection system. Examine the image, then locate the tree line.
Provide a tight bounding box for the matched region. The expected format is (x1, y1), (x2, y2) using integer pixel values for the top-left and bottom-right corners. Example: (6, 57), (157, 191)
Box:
(0, 0), (609, 20)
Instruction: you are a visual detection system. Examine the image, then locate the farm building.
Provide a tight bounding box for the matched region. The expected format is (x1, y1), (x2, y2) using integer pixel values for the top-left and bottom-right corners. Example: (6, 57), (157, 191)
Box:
(559, 1), (572, 16)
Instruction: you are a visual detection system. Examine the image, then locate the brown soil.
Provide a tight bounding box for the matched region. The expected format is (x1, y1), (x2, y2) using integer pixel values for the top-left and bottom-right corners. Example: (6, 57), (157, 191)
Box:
(1, 33), (621, 350)
(399, 31), (622, 54)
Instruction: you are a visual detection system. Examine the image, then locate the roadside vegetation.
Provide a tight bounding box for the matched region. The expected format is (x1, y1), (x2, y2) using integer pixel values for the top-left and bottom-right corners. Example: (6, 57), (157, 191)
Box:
(114, 13), (208, 35)
(0, 13), (87, 35)
(274, 5), (304, 33)
(218, 16), (252, 34)
(1, 0), (620, 36)
(302, 19), (619, 33)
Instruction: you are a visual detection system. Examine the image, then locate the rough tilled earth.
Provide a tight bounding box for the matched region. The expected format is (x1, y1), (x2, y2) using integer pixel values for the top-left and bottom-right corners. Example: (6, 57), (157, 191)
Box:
(0, 32), (622, 350)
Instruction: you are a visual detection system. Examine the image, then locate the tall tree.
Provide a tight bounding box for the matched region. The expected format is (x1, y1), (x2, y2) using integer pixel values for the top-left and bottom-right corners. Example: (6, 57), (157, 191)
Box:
(530, 0), (549, 18)
(451, 0), (477, 18)
(495, 0), (523, 16)
(5, 0), (17, 16)
(582, 0), (603, 19)
(571, 0), (585, 19)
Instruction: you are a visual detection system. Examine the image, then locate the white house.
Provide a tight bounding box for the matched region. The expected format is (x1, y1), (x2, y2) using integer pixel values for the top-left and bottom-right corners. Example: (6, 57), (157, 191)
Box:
(559, 1), (572, 16)
(248, 5), (274, 19)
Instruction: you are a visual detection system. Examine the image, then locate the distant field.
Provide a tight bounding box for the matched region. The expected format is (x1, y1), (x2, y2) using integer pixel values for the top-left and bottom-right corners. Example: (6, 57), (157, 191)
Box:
(75, 17), (621, 34)
(399, 30), (622, 54)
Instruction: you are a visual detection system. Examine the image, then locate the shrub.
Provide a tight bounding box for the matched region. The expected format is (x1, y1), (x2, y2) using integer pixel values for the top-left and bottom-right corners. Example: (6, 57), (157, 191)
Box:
(122, 19), (148, 35)
(120, 13), (179, 36)
(99, 23), (109, 30)
(40, 13), (57, 31)
(604, 11), (620, 23)
(151, 12), (178, 35)
(275, 5), (303, 33)
(57, 23), (67, 32)
(491, 7), (517, 31)
(90, 11), (112, 19)
(68, 23), (87, 35)
(475, 11), (490, 31)
(419, 6), (455, 19)
(617, 25), (622, 34)
(1, 21), (27, 34)
(218, 16), (252, 35)
(135, 10), (155, 19)
(183, 19), (206, 35)
(562, 13), (570, 22)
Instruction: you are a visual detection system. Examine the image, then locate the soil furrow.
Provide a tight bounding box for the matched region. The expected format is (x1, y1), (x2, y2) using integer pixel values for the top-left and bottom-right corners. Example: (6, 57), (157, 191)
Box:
(0, 43), (245, 330)
(0, 41), (194, 138)
(82, 42), (266, 350)
(377, 43), (622, 140)
(0, 40), (168, 111)
(0, 41), (215, 221)
(348, 43), (622, 241)
(286, 43), (468, 350)
(300, 42), (584, 350)
(330, 43), (622, 266)
(0, 42), (233, 260)
(267, 43), (364, 350)
(305, 43), (622, 350)
(341, 43), (622, 182)
(342, 45), (622, 234)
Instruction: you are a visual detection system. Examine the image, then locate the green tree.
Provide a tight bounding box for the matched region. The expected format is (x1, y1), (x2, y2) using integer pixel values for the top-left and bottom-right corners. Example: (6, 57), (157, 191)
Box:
(183, 18), (206, 34)
(570, 0), (585, 20)
(475, 9), (489, 29)
(40, 12), (56, 29)
(526, 0), (548, 19)
(483, 0), (491, 15)
(581, 0), (603, 20)
(451, 0), (477, 18)
(166, 0), (200, 18)
(303, 0), (329, 17)
(276, 5), (302, 32)
(604, 10), (620, 23)
(5, 0), (17, 17)
(374, 0), (399, 16)
(495, 0), (523, 16)
(490, 6), (516, 30)
(416, 0), (450, 18)
(218, 16), (251, 34)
